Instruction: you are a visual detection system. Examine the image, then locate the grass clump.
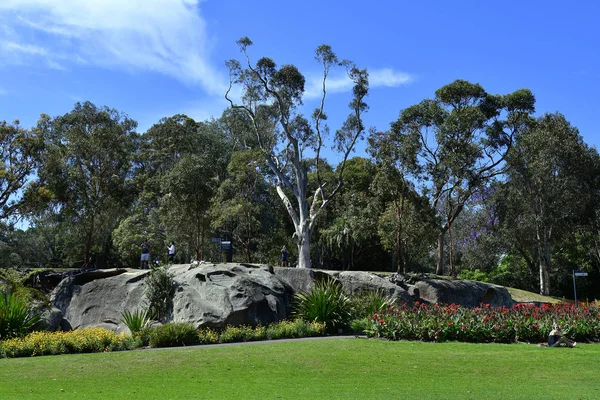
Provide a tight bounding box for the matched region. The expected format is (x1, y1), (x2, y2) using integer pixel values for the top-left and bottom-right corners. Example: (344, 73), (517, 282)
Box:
(293, 278), (352, 333)
(0, 328), (137, 358)
(148, 323), (199, 348)
(0, 290), (41, 340)
(120, 308), (152, 334)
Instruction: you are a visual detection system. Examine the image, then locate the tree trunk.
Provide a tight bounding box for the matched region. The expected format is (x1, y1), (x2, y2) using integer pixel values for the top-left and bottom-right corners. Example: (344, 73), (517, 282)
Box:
(448, 221), (454, 277)
(297, 227), (312, 269)
(84, 213), (95, 268)
(538, 241), (551, 296)
(436, 230), (445, 275)
(537, 225), (552, 295)
(396, 205), (405, 274)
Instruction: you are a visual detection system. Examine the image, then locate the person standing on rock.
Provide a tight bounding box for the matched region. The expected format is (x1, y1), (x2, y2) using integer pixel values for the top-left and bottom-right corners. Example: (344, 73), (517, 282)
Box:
(167, 241), (176, 263)
(140, 239), (151, 269)
(281, 246), (288, 267)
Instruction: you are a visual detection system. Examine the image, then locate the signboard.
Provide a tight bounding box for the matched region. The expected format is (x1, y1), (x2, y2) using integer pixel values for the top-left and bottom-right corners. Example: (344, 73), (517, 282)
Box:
(211, 237), (221, 243)
(220, 241), (231, 250)
(573, 270), (588, 277)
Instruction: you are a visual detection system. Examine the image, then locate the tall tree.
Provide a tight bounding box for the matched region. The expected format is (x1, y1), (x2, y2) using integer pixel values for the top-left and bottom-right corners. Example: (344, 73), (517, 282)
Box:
(318, 157), (381, 270)
(210, 149), (273, 263)
(0, 120), (43, 221)
(368, 130), (437, 273)
(225, 37), (368, 268)
(389, 80), (535, 274)
(501, 113), (597, 295)
(34, 102), (137, 267)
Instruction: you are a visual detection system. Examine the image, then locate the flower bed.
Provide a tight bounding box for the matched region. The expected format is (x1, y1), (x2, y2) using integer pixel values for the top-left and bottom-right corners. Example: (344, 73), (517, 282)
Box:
(367, 302), (600, 343)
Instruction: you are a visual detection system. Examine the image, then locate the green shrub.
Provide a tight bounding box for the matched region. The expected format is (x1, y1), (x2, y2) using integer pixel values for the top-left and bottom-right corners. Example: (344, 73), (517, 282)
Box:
(136, 326), (153, 347)
(350, 318), (369, 334)
(148, 323), (199, 348)
(366, 302), (600, 343)
(0, 290), (41, 339)
(350, 290), (394, 319)
(120, 308), (152, 334)
(265, 319), (326, 340)
(0, 328), (137, 358)
(145, 265), (175, 322)
(293, 278), (352, 333)
(198, 328), (220, 344)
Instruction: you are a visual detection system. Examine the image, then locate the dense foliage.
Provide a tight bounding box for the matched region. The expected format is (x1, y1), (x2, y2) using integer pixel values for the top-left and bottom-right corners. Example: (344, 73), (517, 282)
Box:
(0, 320), (327, 357)
(1, 48), (600, 298)
(0, 291), (41, 339)
(0, 328), (137, 357)
(293, 278), (353, 333)
(367, 302), (600, 343)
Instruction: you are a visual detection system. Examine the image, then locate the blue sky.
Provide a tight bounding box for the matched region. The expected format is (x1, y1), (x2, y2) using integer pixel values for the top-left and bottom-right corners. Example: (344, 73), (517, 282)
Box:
(0, 0), (598, 160)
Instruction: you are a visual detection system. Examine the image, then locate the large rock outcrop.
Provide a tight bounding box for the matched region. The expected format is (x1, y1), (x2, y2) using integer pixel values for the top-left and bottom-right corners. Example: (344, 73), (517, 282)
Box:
(51, 263), (294, 332)
(49, 264), (518, 332)
(415, 279), (514, 307)
(331, 271), (412, 302)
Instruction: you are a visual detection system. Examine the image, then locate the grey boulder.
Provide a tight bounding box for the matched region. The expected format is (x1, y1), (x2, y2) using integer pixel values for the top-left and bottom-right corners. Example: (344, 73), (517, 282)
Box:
(415, 279), (514, 307)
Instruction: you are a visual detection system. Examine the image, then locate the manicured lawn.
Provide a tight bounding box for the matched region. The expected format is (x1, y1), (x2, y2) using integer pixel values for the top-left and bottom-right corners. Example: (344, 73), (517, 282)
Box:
(1, 338), (598, 399)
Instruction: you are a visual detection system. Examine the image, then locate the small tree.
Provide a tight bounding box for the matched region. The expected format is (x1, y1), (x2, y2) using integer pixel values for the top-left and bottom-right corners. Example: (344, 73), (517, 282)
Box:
(225, 37), (368, 268)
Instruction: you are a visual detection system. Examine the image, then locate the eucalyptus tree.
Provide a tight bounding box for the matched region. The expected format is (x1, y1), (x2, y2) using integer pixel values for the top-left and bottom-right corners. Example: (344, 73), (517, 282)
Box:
(368, 131), (438, 273)
(318, 157), (381, 270)
(115, 115), (231, 264)
(0, 120), (43, 221)
(225, 37), (369, 268)
(501, 113), (597, 295)
(33, 102), (137, 267)
(389, 80), (535, 275)
(209, 149), (273, 263)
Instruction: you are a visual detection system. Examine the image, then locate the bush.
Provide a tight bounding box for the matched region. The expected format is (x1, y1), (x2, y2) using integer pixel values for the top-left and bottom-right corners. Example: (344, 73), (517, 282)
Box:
(350, 290), (394, 320)
(219, 325), (267, 343)
(366, 302), (600, 343)
(198, 328), (220, 344)
(265, 319), (326, 340)
(145, 265), (175, 322)
(120, 308), (152, 334)
(148, 323), (199, 348)
(293, 278), (352, 333)
(350, 318), (369, 334)
(0, 328), (137, 358)
(0, 290), (41, 339)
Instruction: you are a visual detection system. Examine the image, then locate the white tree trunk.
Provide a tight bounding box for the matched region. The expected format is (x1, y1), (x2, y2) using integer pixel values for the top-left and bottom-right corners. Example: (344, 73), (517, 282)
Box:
(297, 232), (312, 269)
(537, 225), (552, 296)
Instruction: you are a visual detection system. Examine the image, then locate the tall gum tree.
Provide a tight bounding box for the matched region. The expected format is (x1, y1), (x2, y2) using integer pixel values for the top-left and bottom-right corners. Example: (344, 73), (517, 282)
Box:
(34, 102), (137, 267)
(389, 80), (535, 275)
(0, 120), (43, 221)
(503, 113), (597, 295)
(225, 37), (368, 268)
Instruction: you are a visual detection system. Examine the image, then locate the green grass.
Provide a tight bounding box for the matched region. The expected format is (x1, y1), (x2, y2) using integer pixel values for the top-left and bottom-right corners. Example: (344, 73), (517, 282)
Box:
(506, 287), (563, 304)
(2, 338), (599, 399)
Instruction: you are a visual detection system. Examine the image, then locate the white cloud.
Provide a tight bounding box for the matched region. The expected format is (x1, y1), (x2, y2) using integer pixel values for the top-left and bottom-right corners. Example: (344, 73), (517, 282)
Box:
(0, 0), (226, 94)
(304, 68), (413, 100)
(369, 68), (412, 87)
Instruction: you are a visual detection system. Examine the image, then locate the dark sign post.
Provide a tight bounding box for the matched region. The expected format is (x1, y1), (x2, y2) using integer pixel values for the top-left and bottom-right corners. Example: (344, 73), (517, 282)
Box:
(221, 241), (232, 263)
(572, 270), (588, 308)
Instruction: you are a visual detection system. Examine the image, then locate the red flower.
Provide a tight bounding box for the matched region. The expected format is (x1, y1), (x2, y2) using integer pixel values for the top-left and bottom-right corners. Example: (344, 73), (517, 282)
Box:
(483, 317), (490, 322)
(379, 319), (385, 325)
(446, 321), (453, 326)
